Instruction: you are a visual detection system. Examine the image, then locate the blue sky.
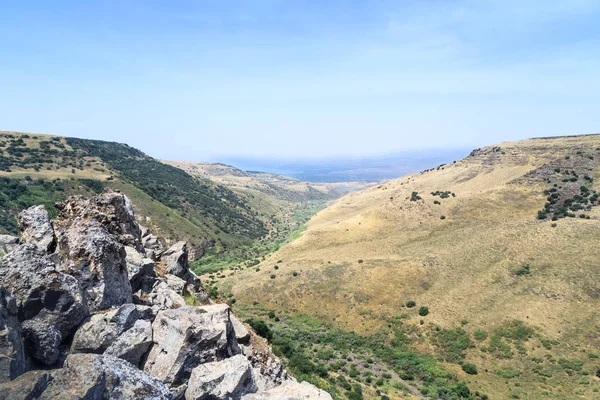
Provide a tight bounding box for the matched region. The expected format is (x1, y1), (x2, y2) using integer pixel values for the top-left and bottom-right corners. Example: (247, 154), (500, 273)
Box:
(1, 0), (599, 160)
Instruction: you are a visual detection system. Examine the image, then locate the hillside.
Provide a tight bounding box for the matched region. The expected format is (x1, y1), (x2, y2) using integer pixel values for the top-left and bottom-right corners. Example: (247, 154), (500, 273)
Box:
(163, 160), (372, 274)
(164, 160), (369, 228)
(0, 131), (267, 256)
(213, 134), (600, 399)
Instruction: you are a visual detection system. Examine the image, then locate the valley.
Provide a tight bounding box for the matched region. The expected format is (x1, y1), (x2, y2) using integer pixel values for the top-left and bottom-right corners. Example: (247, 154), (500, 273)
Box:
(210, 134), (600, 399)
(2, 130), (600, 399)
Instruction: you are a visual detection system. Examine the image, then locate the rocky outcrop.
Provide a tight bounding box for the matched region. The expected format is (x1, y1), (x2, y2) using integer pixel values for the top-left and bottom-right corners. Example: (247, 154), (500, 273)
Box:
(0, 369), (51, 399)
(56, 217), (132, 311)
(0, 287), (25, 382)
(242, 381), (332, 400)
(140, 280), (187, 310)
(161, 241), (202, 292)
(104, 319), (153, 366)
(144, 304), (237, 385)
(186, 354), (256, 400)
(71, 303), (153, 355)
(21, 320), (61, 366)
(125, 246), (156, 292)
(140, 225), (162, 260)
(0, 236), (18, 257)
(0, 245), (88, 366)
(231, 315), (251, 344)
(17, 206), (55, 253)
(0, 190), (329, 400)
(40, 354), (171, 400)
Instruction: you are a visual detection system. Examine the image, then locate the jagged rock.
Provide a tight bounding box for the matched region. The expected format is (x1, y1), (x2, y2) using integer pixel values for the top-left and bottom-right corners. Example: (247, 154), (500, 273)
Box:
(141, 281), (187, 310)
(17, 206), (55, 253)
(165, 274), (187, 294)
(161, 242), (201, 291)
(0, 236), (18, 257)
(56, 217), (131, 311)
(21, 320), (61, 366)
(0, 370), (51, 400)
(230, 315), (251, 344)
(56, 190), (144, 251)
(0, 245), (88, 365)
(71, 303), (153, 354)
(186, 354), (256, 400)
(240, 334), (288, 392)
(125, 246), (156, 292)
(39, 353), (171, 400)
(144, 304), (238, 385)
(242, 380), (333, 400)
(0, 287), (25, 382)
(105, 319), (153, 366)
(163, 274), (209, 306)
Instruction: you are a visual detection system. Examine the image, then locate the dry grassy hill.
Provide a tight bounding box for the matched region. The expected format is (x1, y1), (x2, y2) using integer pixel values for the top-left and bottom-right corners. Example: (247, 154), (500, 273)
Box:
(215, 134), (600, 399)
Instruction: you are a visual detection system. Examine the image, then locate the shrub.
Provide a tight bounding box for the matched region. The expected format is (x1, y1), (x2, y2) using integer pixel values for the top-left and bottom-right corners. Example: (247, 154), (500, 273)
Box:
(473, 329), (488, 341)
(440, 215), (446, 220)
(270, 274), (276, 279)
(418, 306), (429, 316)
(358, 259), (364, 264)
(268, 311), (276, 319)
(515, 264), (531, 276)
(246, 319), (272, 341)
(462, 363), (478, 375)
(495, 368), (521, 378)
(406, 300), (416, 308)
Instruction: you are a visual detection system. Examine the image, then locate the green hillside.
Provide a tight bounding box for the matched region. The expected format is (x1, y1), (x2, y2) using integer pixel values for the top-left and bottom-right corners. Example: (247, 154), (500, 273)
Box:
(0, 131), (266, 253)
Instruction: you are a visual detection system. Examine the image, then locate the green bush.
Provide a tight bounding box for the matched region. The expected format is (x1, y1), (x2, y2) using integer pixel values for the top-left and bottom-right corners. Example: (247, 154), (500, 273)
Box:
(418, 306), (429, 316)
(496, 368), (522, 379)
(406, 300), (416, 308)
(515, 264), (531, 276)
(245, 319), (272, 341)
(473, 329), (488, 341)
(462, 363), (478, 375)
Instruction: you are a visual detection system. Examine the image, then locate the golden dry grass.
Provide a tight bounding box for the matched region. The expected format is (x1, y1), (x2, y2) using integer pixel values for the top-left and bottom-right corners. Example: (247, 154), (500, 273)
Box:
(219, 134), (600, 399)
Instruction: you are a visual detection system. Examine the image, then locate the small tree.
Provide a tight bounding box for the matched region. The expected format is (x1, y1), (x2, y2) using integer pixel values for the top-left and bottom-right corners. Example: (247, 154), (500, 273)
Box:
(418, 306), (429, 316)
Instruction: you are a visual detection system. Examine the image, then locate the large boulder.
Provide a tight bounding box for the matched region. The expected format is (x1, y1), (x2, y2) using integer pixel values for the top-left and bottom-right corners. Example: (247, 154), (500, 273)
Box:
(144, 304), (238, 385)
(71, 303), (153, 354)
(124, 246), (156, 293)
(0, 245), (88, 365)
(0, 370), (51, 400)
(242, 381), (333, 400)
(55, 190), (143, 251)
(0, 287), (25, 382)
(230, 315), (250, 344)
(140, 281), (187, 310)
(21, 320), (61, 366)
(104, 319), (153, 367)
(17, 206), (55, 253)
(56, 218), (131, 312)
(185, 354), (256, 400)
(38, 353), (171, 400)
(161, 242), (201, 292)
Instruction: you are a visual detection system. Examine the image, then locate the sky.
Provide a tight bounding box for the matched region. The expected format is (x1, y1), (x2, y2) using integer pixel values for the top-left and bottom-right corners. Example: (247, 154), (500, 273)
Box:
(1, 0), (599, 161)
